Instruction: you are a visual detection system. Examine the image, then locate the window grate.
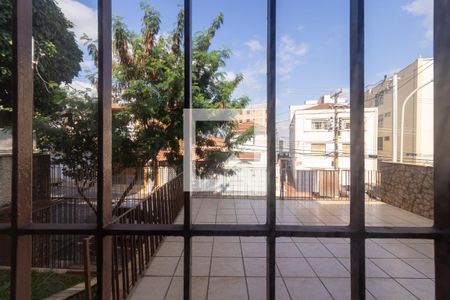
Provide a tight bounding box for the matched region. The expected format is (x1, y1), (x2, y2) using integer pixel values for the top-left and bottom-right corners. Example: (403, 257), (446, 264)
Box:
(2, 0), (450, 299)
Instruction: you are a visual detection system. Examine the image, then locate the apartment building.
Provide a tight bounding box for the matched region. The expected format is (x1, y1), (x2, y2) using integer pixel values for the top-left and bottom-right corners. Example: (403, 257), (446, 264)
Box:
(289, 95), (378, 192)
(365, 58), (433, 164)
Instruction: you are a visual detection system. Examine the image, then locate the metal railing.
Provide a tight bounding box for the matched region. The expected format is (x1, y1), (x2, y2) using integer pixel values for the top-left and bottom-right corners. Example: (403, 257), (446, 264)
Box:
(192, 168), (381, 201)
(111, 174), (183, 300)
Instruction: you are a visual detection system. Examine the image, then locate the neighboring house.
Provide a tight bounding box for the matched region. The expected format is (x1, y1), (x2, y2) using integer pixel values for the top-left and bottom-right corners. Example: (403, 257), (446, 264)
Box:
(289, 95), (378, 192)
(365, 57), (433, 165)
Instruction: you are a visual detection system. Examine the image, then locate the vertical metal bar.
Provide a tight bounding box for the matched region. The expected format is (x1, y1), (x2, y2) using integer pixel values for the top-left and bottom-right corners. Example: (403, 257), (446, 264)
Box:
(266, 0), (276, 299)
(184, 0), (192, 299)
(434, 1), (450, 298)
(83, 237), (93, 300)
(97, 0), (112, 299)
(350, 0), (365, 299)
(10, 0), (33, 299)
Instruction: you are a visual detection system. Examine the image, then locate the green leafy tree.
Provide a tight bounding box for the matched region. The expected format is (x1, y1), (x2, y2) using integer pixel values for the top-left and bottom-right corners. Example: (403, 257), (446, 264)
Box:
(37, 3), (253, 214)
(0, 0), (83, 126)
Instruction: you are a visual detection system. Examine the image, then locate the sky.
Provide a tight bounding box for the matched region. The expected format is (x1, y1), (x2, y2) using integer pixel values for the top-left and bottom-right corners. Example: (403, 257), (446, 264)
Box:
(55, 0), (433, 136)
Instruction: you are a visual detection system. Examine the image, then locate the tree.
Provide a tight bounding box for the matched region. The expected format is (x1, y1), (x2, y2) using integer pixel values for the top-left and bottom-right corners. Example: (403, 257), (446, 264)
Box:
(37, 3), (253, 215)
(0, 0), (83, 126)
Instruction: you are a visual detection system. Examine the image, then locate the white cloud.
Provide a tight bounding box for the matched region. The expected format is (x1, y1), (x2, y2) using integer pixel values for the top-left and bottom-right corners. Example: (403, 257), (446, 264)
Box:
(80, 60), (95, 71)
(244, 39), (264, 52)
(241, 59), (266, 93)
(56, 0), (98, 42)
(278, 35), (308, 80)
(402, 0), (433, 40)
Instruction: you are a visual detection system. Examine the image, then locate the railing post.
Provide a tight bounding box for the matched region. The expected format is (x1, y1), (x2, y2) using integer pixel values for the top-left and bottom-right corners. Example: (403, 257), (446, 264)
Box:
(83, 237), (93, 300)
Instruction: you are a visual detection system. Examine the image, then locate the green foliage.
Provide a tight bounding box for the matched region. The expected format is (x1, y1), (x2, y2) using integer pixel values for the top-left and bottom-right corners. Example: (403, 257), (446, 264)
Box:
(34, 86), (99, 211)
(36, 3), (253, 211)
(0, 270), (83, 300)
(0, 0), (83, 126)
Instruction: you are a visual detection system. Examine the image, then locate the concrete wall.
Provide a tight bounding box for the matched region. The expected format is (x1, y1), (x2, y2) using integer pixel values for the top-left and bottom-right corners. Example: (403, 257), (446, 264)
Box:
(379, 161), (433, 219)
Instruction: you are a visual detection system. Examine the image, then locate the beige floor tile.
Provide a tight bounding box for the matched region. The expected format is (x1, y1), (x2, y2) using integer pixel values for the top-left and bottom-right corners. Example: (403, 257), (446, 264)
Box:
(242, 243), (267, 257)
(129, 277), (171, 300)
(284, 277), (332, 300)
(276, 242), (303, 257)
(244, 257), (266, 277)
(210, 257), (245, 276)
(276, 258), (315, 277)
(323, 243), (350, 258)
(407, 243), (434, 258)
(366, 278), (416, 300)
(307, 258), (350, 277)
(212, 242), (242, 257)
(402, 258), (435, 278)
(240, 237), (266, 243)
(165, 277), (209, 300)
(365, 243), (396, 258)
(246, 277), (291, 300)
(155, 242), (184, 257)
(396, 278), (435, 300)
(175, 256), (211, 277)
(146, 256), (180, 276)
(214, 236), (240, 243)
(339, 258), (389, 278)
(321, 278), (350, 300)
(371, 258), (427, 278)
(208, 277), (248, 300)
(216, 214), (237, 223)
(296, 243), (334, 258)
(237, 214), (258, 223)
(192, 242), (213, 257)
(378, 243), (426, 258)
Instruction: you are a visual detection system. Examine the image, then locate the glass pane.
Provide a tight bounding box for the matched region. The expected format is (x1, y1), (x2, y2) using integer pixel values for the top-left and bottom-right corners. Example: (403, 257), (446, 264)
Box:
(110, 0), (182, 217)
(0, 235), (10, 298)
(365, 0), (434, 227)
(114, 235), (183, 299)
(277, 0), (350, 226)
(277, 237), (350, 299)
(32, 0), (98, 224)
(365, 239), (434, 299)
(178, 236), (267, 299)
(29, 235), (96, 299)
(190, 0), (267, 224)
(0, 0), (13, 224)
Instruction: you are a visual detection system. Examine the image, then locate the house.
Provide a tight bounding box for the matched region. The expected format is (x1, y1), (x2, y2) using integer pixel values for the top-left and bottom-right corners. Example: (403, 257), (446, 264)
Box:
(289, 95), (378, 194)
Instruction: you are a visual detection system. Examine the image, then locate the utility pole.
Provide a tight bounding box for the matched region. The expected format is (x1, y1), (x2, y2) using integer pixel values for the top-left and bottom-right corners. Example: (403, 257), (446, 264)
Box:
(331, 89), (343, 170)
(392, 73), (398, 162)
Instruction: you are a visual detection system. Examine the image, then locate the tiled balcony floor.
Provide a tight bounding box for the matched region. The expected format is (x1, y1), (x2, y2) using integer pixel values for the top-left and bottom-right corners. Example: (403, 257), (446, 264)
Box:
(130, 198), (434, 300)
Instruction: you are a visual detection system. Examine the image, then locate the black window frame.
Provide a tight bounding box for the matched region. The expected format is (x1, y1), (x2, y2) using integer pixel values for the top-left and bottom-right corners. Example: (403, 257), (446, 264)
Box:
(2, 0), (450, 299)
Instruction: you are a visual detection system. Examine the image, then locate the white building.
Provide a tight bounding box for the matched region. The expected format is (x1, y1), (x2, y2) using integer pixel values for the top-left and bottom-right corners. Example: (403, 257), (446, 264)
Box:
(289, 95), (378, 191)
(365, 58), (433, 165)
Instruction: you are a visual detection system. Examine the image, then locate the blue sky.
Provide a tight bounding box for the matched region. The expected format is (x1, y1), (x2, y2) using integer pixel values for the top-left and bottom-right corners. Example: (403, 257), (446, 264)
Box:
(57, 0), (433, 136)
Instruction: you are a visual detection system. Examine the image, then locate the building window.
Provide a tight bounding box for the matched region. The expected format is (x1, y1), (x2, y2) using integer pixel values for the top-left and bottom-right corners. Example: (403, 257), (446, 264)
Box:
(343, 119), (350, 130)
(311, 143), (326, 154)
(384, 112), (391, 118)
(384, 136), (390, 141)
(378, 115), (384, 128)
(342, 144), (350, 155)
(375, 91), (384, 106)
(311, 119), (329, 130)
(378, 137), (384, 150)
